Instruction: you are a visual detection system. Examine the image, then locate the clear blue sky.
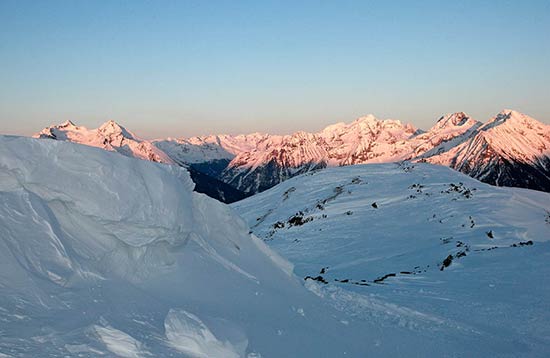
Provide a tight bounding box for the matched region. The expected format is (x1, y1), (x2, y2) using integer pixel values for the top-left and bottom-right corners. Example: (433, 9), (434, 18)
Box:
(1, 0), (549, 138)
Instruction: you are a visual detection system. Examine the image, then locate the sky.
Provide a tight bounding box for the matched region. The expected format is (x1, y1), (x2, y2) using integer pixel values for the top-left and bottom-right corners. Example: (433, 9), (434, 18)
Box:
(1, 0), (549, 138)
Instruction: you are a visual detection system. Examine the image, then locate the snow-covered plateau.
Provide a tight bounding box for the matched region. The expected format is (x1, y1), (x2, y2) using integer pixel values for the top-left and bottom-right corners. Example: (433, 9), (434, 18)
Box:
(0, 135), (479, 358)
(234, 162), (550, 357)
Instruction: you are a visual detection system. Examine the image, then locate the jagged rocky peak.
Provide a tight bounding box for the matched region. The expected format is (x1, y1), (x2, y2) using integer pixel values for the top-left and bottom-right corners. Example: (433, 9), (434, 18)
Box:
(435, 112), (474, 127)
(426, 113), (484, 136)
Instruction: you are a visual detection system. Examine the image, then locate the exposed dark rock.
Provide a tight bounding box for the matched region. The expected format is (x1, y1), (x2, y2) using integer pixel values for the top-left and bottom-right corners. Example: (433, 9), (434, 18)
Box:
(288, 211), (314, 226)
(373, 273), (396, 283)
(440, 255), (453, 271)
(282, 187), (296, 201)
(304, 275), (328, 284)
(512, 240), (533, 247)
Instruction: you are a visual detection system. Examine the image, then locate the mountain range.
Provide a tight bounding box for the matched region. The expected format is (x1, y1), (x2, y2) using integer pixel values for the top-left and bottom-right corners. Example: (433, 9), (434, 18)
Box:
(35, 109), (550, 200)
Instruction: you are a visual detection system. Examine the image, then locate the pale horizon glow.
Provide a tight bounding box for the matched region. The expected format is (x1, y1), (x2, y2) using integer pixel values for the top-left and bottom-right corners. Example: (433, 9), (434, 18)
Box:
(1, 0), (549, 139)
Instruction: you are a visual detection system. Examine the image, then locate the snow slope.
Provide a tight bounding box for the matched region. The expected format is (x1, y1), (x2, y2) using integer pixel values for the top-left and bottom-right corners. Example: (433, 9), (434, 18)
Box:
(2, 136), (495, 357)
(234, 162), (550, 357)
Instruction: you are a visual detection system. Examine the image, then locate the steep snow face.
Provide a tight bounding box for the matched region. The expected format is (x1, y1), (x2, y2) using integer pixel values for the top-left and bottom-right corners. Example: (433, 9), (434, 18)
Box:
(2, 136), (426, 357)
(425, 110), (550, 191)
(233, 163), (550, 357)
(35, 120), (174, 164)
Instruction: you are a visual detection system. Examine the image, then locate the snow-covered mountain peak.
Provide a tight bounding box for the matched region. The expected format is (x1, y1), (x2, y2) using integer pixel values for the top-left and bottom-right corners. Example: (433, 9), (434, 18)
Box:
(353, 113), (379, 124)
(481, 109), (542, 130)
(352, 114), (407, 128)
(320, 115), (416, 138)
(97, 119), (136, 139)
(423, 109), (550, 190)
(35, 120), (85, 140)
(59, 119), (77, 128)
(477, 110), (549, 138)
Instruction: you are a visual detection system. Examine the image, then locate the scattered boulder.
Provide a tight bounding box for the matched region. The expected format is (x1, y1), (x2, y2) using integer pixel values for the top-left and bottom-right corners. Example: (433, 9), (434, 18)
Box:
(440, 255), (453, 271)
(288, 211), (313, 227)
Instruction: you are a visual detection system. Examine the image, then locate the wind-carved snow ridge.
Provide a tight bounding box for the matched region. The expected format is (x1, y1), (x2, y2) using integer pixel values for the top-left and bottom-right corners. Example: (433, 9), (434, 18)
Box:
(93, 323), (148, 358)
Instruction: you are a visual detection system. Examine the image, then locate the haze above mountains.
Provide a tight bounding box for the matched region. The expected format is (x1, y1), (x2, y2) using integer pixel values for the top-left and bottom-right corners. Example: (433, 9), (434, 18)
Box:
(35, 109), (550, 201)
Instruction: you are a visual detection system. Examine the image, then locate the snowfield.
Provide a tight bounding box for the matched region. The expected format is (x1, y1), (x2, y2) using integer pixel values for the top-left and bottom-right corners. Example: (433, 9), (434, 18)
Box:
(0, 135), (476, 358)
(234, 162), (550, 357)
